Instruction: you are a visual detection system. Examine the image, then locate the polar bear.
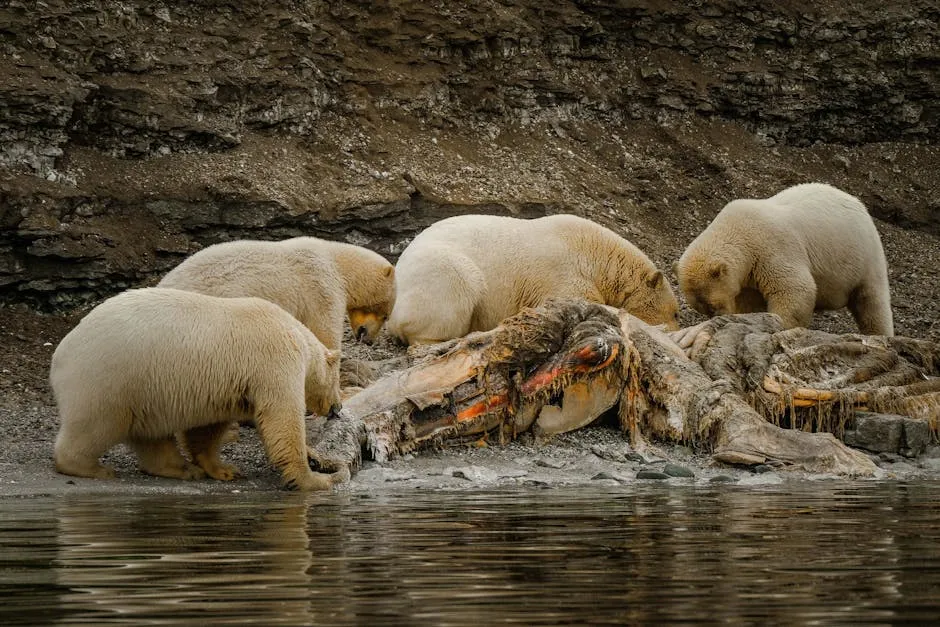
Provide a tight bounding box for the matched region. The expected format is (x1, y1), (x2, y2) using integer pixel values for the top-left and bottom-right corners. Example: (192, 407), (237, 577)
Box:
(50, 287), (347, 491)
(159, 237), (395, 350)
(387, 213), (680, 345)
(675, 183), (893, 335)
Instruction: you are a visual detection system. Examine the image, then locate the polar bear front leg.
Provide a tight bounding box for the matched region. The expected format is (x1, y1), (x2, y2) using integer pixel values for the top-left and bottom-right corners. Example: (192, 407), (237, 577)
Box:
(734, 287), (767, 313)
(255, 404), (338, 491)
(184, 422), (240, 481)
(763, 268), (816, 330)
(130, 437), (207, 480)
(848, 280), (894, 336)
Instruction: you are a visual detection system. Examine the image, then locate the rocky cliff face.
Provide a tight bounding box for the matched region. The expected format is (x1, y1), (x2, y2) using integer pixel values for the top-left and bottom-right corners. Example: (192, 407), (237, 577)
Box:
(1, 0), (938, 309)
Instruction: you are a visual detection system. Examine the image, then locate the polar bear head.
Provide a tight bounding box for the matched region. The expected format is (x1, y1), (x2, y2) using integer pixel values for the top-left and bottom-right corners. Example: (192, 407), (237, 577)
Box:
(676, 258), (741, 318)
(347, 266), (396, 345)
(619, 269), (681, 330)
(305, 347), (342, 417)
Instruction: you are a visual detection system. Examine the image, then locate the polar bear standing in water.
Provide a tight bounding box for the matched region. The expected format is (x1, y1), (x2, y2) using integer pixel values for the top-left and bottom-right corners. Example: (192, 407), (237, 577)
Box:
(675, 183), (893, 335)
(50, 287), (347, 491)
(387, 213), (680, 345)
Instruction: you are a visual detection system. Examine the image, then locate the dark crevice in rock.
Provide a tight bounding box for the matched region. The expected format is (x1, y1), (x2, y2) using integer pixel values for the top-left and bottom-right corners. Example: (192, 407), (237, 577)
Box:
(0, 189), (557, 311)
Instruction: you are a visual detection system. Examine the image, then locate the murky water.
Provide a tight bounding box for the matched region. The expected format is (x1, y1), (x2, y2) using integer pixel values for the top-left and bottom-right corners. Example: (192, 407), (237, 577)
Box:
(2, 483), (939, 625)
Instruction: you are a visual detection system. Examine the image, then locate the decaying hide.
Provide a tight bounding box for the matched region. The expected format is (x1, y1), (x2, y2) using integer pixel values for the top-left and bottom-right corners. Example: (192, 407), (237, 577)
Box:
(674, 314), (940, 438)
(622, 312), (877, 475)
(310, 299), (938, 478)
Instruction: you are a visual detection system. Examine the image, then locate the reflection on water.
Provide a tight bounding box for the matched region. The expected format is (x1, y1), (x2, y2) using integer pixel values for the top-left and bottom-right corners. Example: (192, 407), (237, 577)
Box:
(1, 483), (940, 625)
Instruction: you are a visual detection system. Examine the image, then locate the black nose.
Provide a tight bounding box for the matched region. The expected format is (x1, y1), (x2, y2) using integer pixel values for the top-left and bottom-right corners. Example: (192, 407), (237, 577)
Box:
(355, 326), (367, 341)
(327, 403), (343, 420)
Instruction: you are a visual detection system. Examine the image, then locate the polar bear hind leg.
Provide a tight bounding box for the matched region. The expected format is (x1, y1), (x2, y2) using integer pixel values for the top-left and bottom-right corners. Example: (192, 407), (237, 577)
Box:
(53, 408), (127, 479)
(53, 440), (118, 479)
(184, 422), (240, 480)
(130, 437), (207, 480)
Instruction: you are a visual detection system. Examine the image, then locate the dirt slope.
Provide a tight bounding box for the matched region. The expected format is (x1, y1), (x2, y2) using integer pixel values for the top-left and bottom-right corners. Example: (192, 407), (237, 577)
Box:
(0, 1), (938, 491)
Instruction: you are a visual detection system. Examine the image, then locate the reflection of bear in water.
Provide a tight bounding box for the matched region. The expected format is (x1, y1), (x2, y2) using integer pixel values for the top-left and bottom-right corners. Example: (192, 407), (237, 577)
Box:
(51, 288), (345, 491)
(159, 236), (396, 350)
(55, 495), (319, 623)
(675, 183), (893, 335)
(388, 213), (679, 345)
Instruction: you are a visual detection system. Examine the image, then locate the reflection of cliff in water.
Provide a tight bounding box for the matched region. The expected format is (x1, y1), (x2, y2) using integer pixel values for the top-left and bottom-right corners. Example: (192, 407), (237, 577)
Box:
(19, 486), (937, 624)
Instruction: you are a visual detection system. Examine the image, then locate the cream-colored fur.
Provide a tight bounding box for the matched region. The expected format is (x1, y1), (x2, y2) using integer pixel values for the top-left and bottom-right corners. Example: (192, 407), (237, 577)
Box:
(387, 213), (680, 345)
(50, 287), (346, 491)
(159, 237), (395, 350)
(675, 183), (893, 335)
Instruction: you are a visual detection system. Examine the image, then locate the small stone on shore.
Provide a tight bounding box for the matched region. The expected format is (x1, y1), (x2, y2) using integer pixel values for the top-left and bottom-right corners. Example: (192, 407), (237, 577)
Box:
(663, 463), (694, 478)
(591, 471), (627, 483)
(709, 475), (736, 483)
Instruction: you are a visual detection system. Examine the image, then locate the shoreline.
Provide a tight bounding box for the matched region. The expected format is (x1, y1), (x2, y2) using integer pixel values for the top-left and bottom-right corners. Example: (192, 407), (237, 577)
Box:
(4, 411), (939, 499)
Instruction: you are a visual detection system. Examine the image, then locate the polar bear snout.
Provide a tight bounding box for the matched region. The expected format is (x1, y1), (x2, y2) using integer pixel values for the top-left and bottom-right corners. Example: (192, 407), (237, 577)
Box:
(696, 301), (717, 317)
(684, 286), (723, 318)
(348, 309), (387, 344)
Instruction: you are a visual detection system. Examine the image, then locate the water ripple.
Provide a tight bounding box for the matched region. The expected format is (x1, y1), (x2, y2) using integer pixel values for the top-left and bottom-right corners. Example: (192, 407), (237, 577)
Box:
(1, 483), (939, 625)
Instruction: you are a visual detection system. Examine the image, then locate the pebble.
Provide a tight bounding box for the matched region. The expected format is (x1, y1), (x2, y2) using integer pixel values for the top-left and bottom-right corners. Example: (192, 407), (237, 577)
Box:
(522, 479), (551, 488)
(591, 471), (627, 483)
(709, 475), (736, 483)
(878, 452), (904, 464)
(753, 464), (775, 474)
(920, 458), (940, 472)
(591, 445), (626, 463)
(497, 468), (529, 479)
(663, 463), (694, 478)
(449, 466), (499, 483)
(636, 470), (671, 480)
(535, 458), (567, 469)
(383, 470), (417, 482)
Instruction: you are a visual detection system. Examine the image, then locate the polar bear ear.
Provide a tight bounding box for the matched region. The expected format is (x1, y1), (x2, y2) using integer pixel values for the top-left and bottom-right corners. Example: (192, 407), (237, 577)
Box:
(709, 262), (728, 279)
(383, 266), (394, 278)
(646, 270), (664, 289)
